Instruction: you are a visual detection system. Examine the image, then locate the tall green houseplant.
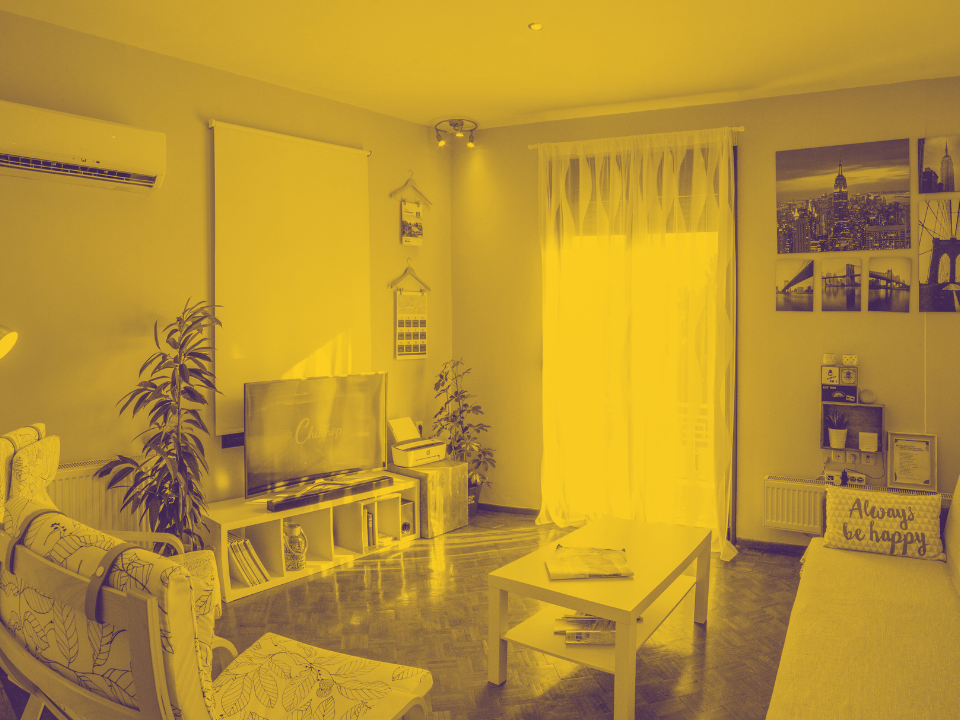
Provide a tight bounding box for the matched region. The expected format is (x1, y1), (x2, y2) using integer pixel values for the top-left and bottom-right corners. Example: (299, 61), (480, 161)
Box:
(432, 359), (496, 493)
(97, 300), (221, 552)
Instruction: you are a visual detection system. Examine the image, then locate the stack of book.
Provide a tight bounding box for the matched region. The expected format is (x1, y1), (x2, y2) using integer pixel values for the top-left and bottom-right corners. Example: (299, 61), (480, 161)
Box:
(554, 611), (643, 645)
(227, 532), (270, 587)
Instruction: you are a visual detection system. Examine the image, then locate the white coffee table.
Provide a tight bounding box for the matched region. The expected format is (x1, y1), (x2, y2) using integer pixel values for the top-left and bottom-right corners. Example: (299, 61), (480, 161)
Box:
(487, 517), (711, 720)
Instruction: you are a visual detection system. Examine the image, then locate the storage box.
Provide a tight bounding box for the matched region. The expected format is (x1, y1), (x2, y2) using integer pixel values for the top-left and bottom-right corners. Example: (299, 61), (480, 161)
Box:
(388, 460), (467, 538)
(821, 385), (858, 403)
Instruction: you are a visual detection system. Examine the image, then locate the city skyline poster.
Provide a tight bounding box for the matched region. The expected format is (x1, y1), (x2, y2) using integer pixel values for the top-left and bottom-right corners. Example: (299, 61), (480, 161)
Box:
(775, 259), (813, 311)
(918, 198), (960, 312)
(918, 136), (959, 193)
(867, 257), (911, 312)
(821, 258), (861, 311)
(776, 139), (910, 254)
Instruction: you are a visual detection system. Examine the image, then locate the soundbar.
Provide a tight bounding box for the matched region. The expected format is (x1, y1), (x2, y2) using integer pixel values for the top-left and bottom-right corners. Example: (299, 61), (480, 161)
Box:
(266, 476), (394, 512)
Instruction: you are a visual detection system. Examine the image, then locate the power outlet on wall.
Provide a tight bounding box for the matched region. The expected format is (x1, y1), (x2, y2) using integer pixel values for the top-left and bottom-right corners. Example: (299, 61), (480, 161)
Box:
(862, 452), (875, 466)
(831, 449), (845, 463)
(846, 451), (860, 464)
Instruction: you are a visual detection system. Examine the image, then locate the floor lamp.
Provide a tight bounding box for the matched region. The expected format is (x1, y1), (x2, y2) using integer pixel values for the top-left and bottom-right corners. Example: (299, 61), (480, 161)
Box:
(0, 326), (17, 360)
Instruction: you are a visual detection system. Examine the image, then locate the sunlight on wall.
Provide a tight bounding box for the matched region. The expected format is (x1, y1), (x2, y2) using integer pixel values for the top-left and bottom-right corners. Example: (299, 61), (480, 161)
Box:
(281, 332), (354, 380)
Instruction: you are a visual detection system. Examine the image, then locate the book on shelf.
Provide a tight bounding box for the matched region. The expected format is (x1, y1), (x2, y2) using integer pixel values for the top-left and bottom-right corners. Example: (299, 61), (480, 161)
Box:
(545, 545), (634, 580)
(366, 508), (376, 548)
(228, 533), (266, 585)
(243, 539), (270, 582)
(227, 540), (255, 587)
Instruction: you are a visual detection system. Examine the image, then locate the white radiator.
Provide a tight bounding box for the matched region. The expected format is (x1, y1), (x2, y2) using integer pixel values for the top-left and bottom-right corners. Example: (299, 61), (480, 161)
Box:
(50, 459), (147, 533)
(763, 476), (825, 535)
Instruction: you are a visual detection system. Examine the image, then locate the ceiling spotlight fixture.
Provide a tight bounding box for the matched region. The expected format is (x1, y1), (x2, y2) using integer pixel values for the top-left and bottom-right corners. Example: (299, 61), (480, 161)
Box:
(528, 22), (543, 31)
(434, 119), (478, 149)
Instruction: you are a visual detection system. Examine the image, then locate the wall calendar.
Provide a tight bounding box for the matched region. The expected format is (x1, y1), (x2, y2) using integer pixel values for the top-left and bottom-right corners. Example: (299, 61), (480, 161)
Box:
(396, 290), (427, 359)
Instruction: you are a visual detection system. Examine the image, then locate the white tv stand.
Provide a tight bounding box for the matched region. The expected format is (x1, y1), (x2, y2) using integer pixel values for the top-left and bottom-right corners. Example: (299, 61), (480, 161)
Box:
(204, 471), (419, 602)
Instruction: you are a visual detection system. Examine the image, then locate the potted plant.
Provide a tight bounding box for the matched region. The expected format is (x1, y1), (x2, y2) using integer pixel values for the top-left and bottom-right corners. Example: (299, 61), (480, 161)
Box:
(96, 300), (221, 553)
(825, 407), (849, 449)
(432, 359), (496, 517)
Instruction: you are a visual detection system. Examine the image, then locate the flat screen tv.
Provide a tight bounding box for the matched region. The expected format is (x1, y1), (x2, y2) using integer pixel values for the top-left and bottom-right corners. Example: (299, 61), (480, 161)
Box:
(243, 372), (387, 498)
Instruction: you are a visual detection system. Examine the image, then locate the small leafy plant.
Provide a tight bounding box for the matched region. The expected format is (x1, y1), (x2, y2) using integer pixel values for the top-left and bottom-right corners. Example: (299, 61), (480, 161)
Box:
(96, 300), (221, 553)
(432, 359), (496, 489)
(825, 408), (849, 430)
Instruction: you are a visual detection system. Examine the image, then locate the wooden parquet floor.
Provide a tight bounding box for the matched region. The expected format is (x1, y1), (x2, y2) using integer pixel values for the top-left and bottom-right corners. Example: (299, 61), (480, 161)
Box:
(215, 512), (803, 720)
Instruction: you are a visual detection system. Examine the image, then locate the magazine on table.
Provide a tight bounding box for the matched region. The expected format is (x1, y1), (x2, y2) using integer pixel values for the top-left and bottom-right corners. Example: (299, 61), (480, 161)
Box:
(553, 611), (642, 635)
(565, 630), (616, 645)
(545, 545), (634, 580)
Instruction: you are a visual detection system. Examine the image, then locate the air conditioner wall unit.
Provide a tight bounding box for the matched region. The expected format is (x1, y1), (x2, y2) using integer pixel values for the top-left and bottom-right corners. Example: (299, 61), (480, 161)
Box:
(0, 100), (165, 192)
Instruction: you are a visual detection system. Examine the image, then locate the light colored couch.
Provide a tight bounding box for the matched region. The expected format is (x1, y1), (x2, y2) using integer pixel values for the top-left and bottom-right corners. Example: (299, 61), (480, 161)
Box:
(766, 500), (960, 718)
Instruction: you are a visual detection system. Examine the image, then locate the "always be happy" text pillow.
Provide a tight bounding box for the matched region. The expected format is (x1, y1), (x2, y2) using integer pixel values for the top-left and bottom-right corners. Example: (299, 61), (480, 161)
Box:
(823, 486), (945, 561)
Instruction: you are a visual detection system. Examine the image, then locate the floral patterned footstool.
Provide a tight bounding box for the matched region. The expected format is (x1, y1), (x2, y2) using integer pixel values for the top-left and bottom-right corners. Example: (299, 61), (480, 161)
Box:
(212, 633), (433, 720)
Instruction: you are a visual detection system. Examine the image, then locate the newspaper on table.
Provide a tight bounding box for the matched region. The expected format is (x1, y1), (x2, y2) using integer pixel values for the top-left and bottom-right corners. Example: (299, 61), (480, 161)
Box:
(545, 545), (634, 580)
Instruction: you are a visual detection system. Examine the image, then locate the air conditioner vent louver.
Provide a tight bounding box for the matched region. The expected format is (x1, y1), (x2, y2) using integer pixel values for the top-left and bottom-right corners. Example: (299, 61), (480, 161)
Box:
(0, 153), (157, 188)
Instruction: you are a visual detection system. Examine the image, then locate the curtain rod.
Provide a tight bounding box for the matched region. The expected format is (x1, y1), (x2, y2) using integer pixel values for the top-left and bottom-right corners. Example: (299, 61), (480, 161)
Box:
(526, 126), (745, 150)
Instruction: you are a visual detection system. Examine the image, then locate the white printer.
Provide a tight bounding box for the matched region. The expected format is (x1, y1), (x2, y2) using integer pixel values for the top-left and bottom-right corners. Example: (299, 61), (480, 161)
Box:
(388, 417), (447, 468)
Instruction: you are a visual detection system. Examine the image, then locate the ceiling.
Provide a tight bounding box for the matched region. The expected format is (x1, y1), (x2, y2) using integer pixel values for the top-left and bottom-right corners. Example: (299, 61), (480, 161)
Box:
(3, 1), (960, 128)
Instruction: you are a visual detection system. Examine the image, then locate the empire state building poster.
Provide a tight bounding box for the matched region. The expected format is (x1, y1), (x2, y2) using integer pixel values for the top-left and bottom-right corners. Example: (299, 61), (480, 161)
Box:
(776, 139), (910, 253)
(918, 135), (960, 193)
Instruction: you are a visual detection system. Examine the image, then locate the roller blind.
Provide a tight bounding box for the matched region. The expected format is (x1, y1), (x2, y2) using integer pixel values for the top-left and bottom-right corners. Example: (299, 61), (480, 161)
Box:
(212, 121), (371, 435)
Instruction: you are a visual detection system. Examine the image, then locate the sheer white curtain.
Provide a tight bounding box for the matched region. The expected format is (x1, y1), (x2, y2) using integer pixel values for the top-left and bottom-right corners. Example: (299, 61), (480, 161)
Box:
(537, 127), (738, 560)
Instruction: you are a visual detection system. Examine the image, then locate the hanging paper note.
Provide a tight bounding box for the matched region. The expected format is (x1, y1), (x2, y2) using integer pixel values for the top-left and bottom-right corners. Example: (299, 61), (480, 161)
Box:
(401, 200), (424, 246)
(396, 290), (427, 359)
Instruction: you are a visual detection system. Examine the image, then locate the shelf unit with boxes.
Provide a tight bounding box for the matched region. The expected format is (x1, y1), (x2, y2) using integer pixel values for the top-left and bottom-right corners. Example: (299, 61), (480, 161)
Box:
(204, 472), (419, 602)
(820, 401), (884, 454)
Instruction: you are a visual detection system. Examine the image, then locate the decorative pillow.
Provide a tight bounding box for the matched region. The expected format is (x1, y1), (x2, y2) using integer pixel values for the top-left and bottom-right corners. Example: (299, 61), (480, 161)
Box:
(824, 486), (945, 561)
(10, 435), (58, 507)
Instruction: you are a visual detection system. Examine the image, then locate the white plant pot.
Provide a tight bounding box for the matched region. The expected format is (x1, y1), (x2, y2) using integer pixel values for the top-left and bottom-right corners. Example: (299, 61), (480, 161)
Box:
(828, 428), (848, 449)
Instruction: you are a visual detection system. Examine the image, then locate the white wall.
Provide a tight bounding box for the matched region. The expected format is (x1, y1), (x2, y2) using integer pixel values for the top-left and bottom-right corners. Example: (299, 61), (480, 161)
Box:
(3, 11), (957, 544)
(451, 77), (960, 545)
(0, 13), (453, 502)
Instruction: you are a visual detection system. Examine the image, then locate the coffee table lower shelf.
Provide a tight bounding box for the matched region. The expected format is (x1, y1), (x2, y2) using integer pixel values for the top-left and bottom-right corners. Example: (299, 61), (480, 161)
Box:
(501, 574), (696, 674)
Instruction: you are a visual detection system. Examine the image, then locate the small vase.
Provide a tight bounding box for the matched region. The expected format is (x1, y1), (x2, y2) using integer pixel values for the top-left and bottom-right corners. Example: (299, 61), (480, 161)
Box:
(828, 428), (848, 450)
(283, 521), (308, 571)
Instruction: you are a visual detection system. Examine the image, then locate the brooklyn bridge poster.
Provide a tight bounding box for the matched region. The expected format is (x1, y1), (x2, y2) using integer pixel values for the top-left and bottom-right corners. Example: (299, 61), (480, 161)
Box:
(776, 139), (910, 253)
(821, 258), (861, 311)
(919, 199), (960, 312)
(775, 259), (813, 311)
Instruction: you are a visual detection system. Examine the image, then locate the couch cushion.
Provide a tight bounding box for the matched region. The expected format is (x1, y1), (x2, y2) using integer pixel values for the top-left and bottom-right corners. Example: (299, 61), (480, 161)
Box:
(767, 538), (960, 719)
(0, 424), (45, 519)
(10, 435), (58, 507)
(823, 486), (945, 560)
(0, 496), (215, 720)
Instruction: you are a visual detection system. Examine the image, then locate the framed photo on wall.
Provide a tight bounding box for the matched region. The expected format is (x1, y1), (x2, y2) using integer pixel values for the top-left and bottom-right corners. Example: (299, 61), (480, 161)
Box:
(886, 432), (937, 492)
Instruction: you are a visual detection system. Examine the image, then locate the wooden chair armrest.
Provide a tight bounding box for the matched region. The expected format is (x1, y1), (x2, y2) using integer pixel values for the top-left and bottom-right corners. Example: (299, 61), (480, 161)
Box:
(109, 531), (185, 555)
(212, 635), (239, 678)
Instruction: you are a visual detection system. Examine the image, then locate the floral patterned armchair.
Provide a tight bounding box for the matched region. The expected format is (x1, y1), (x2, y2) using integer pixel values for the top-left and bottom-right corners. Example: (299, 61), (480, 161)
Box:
(0, 425), (433, 720)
